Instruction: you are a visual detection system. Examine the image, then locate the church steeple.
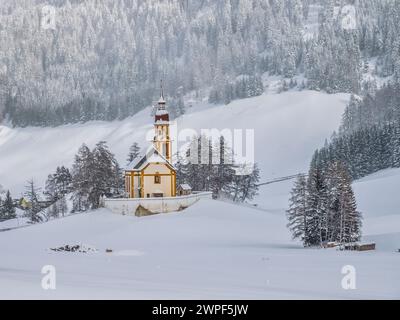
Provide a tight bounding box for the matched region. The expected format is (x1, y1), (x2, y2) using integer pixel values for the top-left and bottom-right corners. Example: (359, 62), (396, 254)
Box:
(159, 79), (165, 104)
(155, 80), (169, 122)
(154, 80), (171, 162)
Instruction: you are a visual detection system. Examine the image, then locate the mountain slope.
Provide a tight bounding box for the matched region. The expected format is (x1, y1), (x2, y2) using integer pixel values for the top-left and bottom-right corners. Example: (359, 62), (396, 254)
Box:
(354, 168), (400, 252)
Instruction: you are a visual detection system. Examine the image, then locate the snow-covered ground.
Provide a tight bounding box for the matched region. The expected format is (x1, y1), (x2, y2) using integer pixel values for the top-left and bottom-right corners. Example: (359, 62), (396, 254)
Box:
(0, 90), (349, 196)
(0, 166), (399, 299)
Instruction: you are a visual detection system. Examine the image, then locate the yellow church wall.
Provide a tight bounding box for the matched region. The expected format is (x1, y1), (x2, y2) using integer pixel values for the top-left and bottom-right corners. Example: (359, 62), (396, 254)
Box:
(125, 163), (176, 199)
(142, 163), (175, 198)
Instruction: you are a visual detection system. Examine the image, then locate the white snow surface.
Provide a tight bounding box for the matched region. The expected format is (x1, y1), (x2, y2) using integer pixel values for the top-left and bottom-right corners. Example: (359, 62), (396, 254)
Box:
(0, 182), (399, 299)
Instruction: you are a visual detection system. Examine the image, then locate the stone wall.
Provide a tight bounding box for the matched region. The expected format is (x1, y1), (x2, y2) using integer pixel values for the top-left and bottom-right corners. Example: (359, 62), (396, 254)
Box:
(103, 192), (213, 217)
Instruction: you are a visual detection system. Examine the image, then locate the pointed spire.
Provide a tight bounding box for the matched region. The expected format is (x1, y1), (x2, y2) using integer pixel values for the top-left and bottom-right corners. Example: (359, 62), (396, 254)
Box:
(158, 79), (166, 105)
(160, 79), (164, 99)
(155, 80), (169, 122)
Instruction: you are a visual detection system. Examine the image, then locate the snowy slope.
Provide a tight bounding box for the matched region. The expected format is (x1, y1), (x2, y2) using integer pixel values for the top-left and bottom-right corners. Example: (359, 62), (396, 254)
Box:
(0, 192), (399, 299)
(0, 168), (399, 299)
(353, 168), (400, 252)
(0, 90), (349, 195)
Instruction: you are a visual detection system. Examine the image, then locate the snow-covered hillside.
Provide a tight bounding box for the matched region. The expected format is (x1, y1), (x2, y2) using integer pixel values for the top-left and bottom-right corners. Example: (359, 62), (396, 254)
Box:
(2, 90), (398, 299)
(0, 168), (399, 299)
(354, 169), (400, 252)
(0, 90), (349, 195)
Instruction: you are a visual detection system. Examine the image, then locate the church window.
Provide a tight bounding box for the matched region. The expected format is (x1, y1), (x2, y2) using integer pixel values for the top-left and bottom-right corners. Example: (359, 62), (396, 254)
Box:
(154, 173), (161, 184)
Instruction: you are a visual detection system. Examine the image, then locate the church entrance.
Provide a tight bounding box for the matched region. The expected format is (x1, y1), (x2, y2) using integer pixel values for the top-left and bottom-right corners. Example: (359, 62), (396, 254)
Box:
(152, 193), (164, 198)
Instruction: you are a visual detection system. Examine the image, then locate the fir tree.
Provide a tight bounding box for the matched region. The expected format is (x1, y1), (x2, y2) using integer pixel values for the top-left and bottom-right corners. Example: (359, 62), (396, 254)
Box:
(45, 166), (72, 202)
(1, 190), (16, 220)
(127, 142), (141, 164)
(71, 144), (93, 212)
(24, 179), (42, 224)
(334, 162), (362, 243)
(305, 164), (328, 246)
(286, 174), (308, 242)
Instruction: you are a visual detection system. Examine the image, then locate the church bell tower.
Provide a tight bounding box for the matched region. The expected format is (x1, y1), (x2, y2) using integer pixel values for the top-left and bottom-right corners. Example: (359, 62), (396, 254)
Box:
(153, 81), (172, 162)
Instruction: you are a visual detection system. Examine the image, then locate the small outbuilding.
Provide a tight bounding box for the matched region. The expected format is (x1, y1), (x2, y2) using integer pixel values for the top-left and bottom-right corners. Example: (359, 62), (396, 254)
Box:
(177, 184), (192, 196)
(343, 243), (376, 251)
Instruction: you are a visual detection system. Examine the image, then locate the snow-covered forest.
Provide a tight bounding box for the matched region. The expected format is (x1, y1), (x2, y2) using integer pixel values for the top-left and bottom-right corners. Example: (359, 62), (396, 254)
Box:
(1, 0), (400, 126)
(311, 82), (400, 181)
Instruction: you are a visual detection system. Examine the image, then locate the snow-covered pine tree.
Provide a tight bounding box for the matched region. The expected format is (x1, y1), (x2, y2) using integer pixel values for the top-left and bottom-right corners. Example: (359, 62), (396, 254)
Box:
(71, 144), (94, 212)
(335, 163), (362, 244)
(45, 166), (72, 202)
(236, 164), (260, 202)
(24, 179), (42, 224)
(1, 190), (16, 220)
(325, 161), (344, 243)
(305, 152), (329, 246)
(211, 136), (234, 198)
(286, 174), (308, 243)
(90, 141), (120, 208)
(127, 142), (141, 164)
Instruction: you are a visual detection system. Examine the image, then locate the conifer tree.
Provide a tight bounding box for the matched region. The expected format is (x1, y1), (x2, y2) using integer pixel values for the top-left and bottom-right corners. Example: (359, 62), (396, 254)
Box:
(335, 163), (362, 243)
(127, 142), (141, 164)
(71, 144), (94, 212)
(305, 163), (328, 246)
(90, 141), (120, 208)
(24, 179), (42, 223)
(1, 190), (16, 220)
(286, 174), (308, 242)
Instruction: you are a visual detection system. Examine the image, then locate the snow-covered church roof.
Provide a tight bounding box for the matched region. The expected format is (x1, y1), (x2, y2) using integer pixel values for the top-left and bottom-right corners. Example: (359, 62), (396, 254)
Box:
(125, 146), (176, 172)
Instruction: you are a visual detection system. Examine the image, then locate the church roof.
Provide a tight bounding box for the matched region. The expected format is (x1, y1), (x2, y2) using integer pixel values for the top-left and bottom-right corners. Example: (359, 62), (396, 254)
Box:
(125, 146), (176, 172)
(155, 107), (169, 122)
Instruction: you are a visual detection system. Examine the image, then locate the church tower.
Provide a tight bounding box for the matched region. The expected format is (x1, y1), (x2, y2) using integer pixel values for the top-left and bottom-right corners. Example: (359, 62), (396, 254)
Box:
(153, 81), (172, 162)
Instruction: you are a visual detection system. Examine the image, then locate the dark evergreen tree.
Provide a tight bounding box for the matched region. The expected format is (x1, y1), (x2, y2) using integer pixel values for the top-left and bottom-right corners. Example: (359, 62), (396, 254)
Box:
(305, 157), (329, 247)
(24, 179), (42, 223)
(45, 166), (72, 202)
(286, 174), (308, 242)
(90, 141), (120, 208)
(0, 190), (16, 220)
(71, 144), (94, 212)
(127, 142), (141, 164)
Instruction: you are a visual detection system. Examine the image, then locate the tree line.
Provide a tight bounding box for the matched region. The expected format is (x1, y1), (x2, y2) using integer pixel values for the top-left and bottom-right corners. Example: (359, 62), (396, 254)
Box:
(1, 0), (400, 126)
(315, 82), (400, 181)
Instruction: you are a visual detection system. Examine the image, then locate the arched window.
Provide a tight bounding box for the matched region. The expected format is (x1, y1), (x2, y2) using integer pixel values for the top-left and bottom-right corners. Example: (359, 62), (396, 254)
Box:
(154, 172), (161, 184)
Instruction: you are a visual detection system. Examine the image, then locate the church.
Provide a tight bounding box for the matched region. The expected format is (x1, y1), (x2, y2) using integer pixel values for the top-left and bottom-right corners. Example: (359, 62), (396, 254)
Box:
(124, 87), (177, 198)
